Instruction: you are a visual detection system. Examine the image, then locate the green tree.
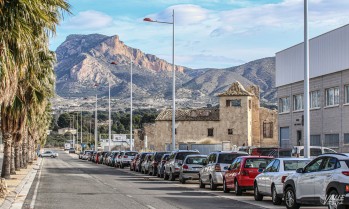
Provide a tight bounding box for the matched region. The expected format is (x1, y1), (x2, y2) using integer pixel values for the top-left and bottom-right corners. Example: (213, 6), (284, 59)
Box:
(57, 113), (71, 128)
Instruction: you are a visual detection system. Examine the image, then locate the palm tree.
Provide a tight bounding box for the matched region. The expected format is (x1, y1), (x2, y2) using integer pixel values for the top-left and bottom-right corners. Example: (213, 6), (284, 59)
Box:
(0, 0), (70, 178)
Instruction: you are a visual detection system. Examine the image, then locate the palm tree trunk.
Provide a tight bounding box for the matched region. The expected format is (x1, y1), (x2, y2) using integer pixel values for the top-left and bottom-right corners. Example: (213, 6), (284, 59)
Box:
(10, 141), (16, 175)
(14, 138), (21, 171)
(1, 133), (12, 179)
(22, 133), (28, 169)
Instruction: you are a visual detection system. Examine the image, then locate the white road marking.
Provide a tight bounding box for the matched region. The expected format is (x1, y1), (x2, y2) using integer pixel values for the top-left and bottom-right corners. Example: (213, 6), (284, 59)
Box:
(29, 158), (44, 209)
(126, 195), (133, 198)
(146, 205), (156, 209)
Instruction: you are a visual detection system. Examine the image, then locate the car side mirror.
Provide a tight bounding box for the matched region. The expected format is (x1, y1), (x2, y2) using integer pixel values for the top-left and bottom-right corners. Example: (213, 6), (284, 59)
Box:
(296, 168), (304, 173)
(258, 168), (264, 173)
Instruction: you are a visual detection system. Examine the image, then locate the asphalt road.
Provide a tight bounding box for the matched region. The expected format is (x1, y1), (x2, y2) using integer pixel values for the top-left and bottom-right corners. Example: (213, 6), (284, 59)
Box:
(22, 151), (325, 209)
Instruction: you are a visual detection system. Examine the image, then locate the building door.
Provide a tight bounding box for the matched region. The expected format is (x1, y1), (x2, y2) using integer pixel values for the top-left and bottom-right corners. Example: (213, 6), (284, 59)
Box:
(297, 130), (302, 146)
(280, 127), (290, 148)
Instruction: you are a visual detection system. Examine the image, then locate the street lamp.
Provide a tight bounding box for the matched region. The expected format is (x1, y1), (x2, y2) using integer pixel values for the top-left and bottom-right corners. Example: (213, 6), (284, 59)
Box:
(111, 57), (134, 151)
(144, 10), (176, 151)
(94, 84), (98, 151)
(303, 0), (310, 158)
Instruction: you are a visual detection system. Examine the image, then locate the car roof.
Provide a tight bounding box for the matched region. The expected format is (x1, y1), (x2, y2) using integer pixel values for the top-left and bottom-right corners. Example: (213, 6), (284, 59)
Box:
(174, 150), (200, 153)
(238, 156), (274, 159)
(185, 154), (207, 158)
(319, 153), (349, 160)
(274, 157), (311, 161)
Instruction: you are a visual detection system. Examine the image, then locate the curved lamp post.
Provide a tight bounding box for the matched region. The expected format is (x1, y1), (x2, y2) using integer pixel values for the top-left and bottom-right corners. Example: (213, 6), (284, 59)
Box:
(144, 10), (176, 151)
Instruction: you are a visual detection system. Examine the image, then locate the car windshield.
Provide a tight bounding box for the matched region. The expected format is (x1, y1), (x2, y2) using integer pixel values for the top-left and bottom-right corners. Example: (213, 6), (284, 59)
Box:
(244, 158), (272, 168)
(218, 153), (247, 164)
(278, 150), (292, 157)
(176, 152), (199, 160)
(186, 157), (206, 165)
(284, 160), (310, 171)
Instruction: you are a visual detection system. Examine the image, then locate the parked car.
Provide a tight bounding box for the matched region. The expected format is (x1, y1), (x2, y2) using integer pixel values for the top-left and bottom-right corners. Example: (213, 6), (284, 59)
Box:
(223, 156), (273, 195)
(148, 152), (170, 176)
(130, 154), (140, 171)
(68, 148), (75, 154)
(110, 151), (120, 167)
(83, 151), (92, 160)
(120, 151), (138, 168)
(95, 151), (103, 164)
(157, 154), (170, 178)
(253, 158), (311, 205)
(283, 153), (349, 209)
(81, 150), (93, 160)
(39, 150), (58, 158)
(179, 154), (207, 184)
(292, 146), (337, 157)
(199, 151), (248, 190)
(98, 151), (108, 164)
(141, 153), (154, 174)
(164, 150), (200, 181)
(115, 151), (125, 168)
(135, 152), (151, 172)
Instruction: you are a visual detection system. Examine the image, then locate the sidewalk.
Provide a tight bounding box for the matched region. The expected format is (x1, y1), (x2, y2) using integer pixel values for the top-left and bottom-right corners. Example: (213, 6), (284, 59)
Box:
(0, 158), (41, 209)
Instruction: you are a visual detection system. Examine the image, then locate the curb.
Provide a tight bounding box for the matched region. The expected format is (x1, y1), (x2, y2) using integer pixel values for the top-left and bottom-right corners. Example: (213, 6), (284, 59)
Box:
(0, 158), (42, 209)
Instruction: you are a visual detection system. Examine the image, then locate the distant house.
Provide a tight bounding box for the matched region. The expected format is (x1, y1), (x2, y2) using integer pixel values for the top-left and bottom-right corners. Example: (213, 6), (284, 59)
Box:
(58, 128), (77, 135)
(135, 82), (278, 151)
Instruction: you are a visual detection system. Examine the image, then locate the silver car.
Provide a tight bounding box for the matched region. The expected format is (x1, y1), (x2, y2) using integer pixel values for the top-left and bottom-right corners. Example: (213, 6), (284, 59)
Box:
(179, 154), (207, 184)
(164, 150), (200, 181)
(199, 151), (248, 190)
(39, 150), (58, 158)
(120, 151), (138, 168)
(141, 153), (154, 174)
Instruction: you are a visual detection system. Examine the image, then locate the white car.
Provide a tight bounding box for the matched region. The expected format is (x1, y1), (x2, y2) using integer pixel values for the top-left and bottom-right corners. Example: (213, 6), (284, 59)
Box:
(254, 158), (310, 205)
(292, 146), (336, 158)
(283, 153), (349, 209)
(39, 150), (58, 158)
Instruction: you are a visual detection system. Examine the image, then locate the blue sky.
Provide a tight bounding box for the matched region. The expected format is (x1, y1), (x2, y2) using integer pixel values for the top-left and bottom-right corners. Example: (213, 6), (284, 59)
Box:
(52, 0), (349, 69)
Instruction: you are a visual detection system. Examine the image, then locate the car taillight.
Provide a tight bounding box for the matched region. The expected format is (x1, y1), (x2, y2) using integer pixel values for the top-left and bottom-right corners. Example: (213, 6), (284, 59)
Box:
(214, 164), (221, 172)
(342, 171), (349, 176)
(281, 175), (287, 183)
(346, 185), (349, 193)
(124, 155), (128, 158)
(182, 165), (189, 170)
(118, 156), (121, 158)
(241, 170), (249, 176)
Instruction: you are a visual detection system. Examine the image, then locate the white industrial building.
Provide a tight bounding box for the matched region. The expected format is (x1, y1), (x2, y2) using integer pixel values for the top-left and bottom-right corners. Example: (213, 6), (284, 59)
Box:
(276, 24), (349, 152)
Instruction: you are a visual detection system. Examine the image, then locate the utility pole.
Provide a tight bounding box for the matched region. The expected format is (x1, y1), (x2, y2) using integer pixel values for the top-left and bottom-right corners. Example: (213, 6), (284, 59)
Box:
(95, 94), (98, 151)
(303, 0), (310, 158)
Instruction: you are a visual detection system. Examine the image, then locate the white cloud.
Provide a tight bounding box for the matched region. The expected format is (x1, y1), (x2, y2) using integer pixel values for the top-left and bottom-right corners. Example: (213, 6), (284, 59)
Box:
(62, 10), (113, 30)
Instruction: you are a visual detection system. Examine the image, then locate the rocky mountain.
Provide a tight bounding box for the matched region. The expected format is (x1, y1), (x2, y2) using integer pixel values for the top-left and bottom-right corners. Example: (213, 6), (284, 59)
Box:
(54, 34), (276, 107)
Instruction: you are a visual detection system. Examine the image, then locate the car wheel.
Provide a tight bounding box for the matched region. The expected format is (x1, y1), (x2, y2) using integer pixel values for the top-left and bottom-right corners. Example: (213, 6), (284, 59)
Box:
(223, 179), (230, 193)
(254, 183), (263, 201)
(199, 178), (205, 189)
(39, 155), (42, 158)
(179, 175), (186, 184)
(285, 187), (300, 209)
(164, 172), (169, 180)
(169, 170), (175, 181)
(152, 168), (156, 176)
(327, 190), (346, 209)
(120, 164), (124, 169)
(272, 185), (282, 205)
(51, 155), (54, 158)
(209, 177), (217, 190)
(234, 180), (242, 196)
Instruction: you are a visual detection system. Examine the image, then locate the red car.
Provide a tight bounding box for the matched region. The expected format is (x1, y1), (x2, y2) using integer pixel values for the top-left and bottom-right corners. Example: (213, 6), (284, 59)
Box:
(223, 156), (273, 195)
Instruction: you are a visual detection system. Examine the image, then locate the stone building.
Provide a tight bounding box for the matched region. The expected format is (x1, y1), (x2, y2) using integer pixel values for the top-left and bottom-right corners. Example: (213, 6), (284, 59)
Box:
(136, 82), (278, 151)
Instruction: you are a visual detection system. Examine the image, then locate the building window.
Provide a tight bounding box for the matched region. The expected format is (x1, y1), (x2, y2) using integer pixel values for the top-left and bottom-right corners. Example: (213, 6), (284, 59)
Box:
(228, 129), (233, 135)
(325, 87), (339, 106)
(324, 134), (339, 147)
(345, 85), (349, 104)
(310, 91), (320, 108)
(293, 94), (303, 111)
(208, 128), (214, 137)
(175, 128), (177, 135)
(279, 97), (290, 113)
(310, 135), (321, 146)
(263, 122), (273, 138)
(344, 134), (349, 145)
(226, 99), (241, 107)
